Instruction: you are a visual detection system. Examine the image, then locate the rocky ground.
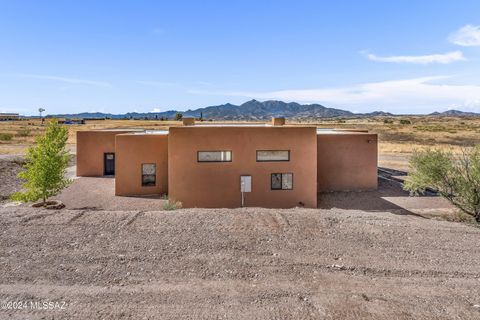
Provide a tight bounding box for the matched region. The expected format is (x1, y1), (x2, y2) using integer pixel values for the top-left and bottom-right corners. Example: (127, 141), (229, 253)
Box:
(1, 205), (479, 319)
(0, 155), (24, 202)
(1, 156), (478, 319)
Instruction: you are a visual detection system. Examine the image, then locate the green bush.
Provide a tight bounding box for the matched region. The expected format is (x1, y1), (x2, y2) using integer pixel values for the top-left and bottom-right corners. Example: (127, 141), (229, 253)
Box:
(0, 133), (13, 141)
(174, 112), (183, 121)
(11, 121), (71, 205)
(383, 119), (394, 124)
(404, 146), (480, 223)
(162, 200), (182, 211)
(399, 119), (412, 125)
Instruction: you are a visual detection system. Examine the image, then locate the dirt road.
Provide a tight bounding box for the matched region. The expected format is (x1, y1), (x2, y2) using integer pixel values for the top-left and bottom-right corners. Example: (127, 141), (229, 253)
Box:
(1, 206), (479, 319)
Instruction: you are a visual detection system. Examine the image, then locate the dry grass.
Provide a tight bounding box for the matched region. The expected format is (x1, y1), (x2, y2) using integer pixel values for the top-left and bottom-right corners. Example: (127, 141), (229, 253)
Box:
(1, 117), (480, 162)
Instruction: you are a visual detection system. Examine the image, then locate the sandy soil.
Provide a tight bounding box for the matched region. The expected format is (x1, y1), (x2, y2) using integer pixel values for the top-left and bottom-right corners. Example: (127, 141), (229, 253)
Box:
(1, 204), (480, 319)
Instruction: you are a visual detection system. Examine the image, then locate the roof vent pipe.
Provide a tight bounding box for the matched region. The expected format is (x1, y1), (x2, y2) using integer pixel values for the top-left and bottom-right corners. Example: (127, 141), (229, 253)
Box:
(272, 117), (285, 126)
(182, 117), (195, 126)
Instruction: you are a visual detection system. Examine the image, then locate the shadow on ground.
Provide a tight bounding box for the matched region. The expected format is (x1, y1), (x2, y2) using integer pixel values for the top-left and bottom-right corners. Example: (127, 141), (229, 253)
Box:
(318, 169), (453, 218)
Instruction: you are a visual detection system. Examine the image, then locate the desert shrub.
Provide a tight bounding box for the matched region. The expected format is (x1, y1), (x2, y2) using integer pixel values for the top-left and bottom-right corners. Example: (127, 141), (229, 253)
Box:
(383, 119), (394, 124)
(0, 133), (13, 141)
(11, 121), (71, 205)
(174, 112), (183, 121)
(17, 127), (31, 137)
(404, 146), (480, 223)
(162, 200), (182, 211)
(399, 119), (412, 125)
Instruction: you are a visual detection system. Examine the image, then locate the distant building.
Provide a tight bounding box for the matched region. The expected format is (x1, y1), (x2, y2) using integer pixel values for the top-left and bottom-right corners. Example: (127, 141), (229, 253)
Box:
(0, 113), (20, 121)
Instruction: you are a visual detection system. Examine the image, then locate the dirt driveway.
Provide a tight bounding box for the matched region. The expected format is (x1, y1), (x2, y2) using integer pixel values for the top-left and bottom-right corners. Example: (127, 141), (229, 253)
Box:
(1, 205), (480, 319)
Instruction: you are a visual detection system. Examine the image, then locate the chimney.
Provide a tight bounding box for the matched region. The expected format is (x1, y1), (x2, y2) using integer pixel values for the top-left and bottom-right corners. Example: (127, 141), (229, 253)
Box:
(182, 117), (195, 126)
(271, 117), (285, 126)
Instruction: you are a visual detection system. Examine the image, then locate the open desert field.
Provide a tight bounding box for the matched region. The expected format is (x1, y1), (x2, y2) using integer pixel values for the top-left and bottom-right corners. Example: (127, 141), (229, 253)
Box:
(1, 197), (480, 319)
(1, 116), (480, 171)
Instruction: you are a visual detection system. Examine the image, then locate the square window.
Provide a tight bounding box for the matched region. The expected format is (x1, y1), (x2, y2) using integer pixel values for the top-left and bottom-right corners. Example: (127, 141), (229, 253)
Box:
(271, 173), (293, 190)
(142, 163), (156, 186)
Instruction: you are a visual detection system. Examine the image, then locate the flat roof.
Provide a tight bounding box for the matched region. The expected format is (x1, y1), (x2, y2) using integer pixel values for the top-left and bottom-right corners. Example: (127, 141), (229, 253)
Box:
(84, 127), (373, 135)
(133, 130), (168, 135)
(316, 128), (371, 135)
(96, 128), (145, 132)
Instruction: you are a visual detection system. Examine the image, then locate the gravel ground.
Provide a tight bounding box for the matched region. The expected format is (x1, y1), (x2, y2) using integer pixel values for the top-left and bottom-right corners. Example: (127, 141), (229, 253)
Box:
(54, 177), (167, 211)
(1, 206), (479, 319)
(0, 155), (24, 202)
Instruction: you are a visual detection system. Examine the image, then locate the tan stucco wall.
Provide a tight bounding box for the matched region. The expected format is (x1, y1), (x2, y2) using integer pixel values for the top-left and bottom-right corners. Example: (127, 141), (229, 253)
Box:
(168, 126), (317, 208)
(317, 133), (378, 191)
(115, 134), (168, 196)
(76, 131), (132, 177)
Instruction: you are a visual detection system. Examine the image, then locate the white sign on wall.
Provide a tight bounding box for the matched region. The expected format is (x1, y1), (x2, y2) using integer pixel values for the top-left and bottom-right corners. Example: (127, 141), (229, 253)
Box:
(240, 175), (252, 193)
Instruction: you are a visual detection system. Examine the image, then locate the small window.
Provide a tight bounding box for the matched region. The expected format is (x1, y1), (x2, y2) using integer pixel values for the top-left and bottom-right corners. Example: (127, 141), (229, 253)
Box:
(257, 150), (290, 162)
(271, 173), (293, 190)
(198, 151), (232, 162)
(142, 163), (156, 186)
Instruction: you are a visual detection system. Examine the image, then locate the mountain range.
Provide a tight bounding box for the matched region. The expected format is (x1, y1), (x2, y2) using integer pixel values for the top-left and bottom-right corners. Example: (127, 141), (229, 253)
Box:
(48, 100), (480, 120)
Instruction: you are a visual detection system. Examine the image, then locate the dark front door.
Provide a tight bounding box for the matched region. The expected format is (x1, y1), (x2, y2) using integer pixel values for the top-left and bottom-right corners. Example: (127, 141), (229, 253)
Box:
(104, 153), (115, 175)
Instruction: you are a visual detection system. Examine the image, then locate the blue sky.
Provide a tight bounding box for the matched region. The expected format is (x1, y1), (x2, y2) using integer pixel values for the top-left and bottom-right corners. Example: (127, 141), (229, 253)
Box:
(1, 0), (480, 115)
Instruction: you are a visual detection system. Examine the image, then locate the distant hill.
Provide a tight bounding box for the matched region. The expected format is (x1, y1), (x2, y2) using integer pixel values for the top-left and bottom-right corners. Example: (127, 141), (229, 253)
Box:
(48, 100), (480, 120)
(429, 109), (480, 117)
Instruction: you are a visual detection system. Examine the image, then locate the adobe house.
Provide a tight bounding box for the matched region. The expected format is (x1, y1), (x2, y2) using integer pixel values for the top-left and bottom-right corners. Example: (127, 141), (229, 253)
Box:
(76, 117), (378, 208)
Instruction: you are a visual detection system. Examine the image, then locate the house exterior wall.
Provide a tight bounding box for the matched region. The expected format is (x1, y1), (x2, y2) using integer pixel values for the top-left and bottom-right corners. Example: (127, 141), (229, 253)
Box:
(168, 126), (318, 208)
(76, 130), (132, 176)
(317, 133), (378, 191)
(115, 134), (168, 196)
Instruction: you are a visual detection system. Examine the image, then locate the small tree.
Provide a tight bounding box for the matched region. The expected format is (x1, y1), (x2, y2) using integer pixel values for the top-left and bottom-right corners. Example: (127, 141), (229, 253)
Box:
(174, 112), (183, 121)
(404, 147), (480, 222)
(12, 121), (71, 205)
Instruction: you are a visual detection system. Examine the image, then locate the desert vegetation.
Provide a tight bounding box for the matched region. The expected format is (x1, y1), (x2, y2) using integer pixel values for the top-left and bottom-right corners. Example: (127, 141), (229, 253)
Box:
(11, 121), (71, 205)
(404, 146), (480, 223)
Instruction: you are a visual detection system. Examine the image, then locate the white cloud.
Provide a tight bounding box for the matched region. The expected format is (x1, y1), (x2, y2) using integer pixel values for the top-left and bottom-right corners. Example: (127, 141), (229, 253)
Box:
(151, 108), (161, 112)
(187, 76), (480, 113)
(449, 25), (480, 46)
(15, 73), (112, 87)
(363, 51), (466, 64)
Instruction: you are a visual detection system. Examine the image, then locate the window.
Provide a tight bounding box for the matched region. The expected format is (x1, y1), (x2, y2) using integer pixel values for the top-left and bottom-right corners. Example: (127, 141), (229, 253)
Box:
(271, 173), (293, 190)
(142, 163), (156, 186)
(198, 151), (232, 162)
(256, 150), (290, 162)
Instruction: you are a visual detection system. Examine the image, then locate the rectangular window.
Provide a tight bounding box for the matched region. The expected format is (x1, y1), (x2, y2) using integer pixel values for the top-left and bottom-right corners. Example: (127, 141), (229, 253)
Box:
(142, 163), (156, 186)
(256, 150), (290, 162)
(271, 173), (293, 190)
(198, 151), (232, 162)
